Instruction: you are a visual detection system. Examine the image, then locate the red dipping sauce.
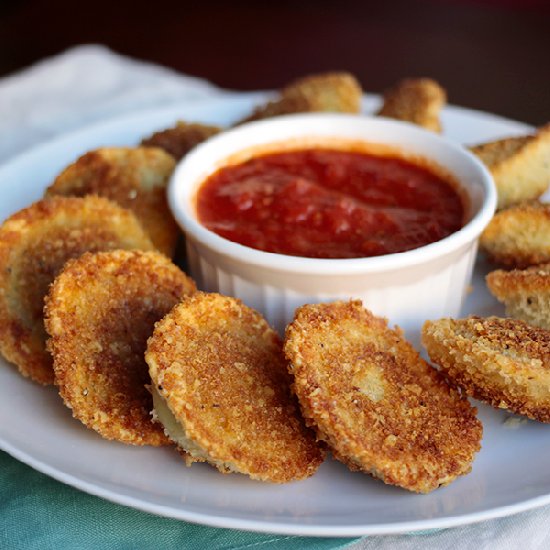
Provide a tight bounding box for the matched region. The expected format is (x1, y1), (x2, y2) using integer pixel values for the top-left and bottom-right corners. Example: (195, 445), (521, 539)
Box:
(196, 148), (464, 259)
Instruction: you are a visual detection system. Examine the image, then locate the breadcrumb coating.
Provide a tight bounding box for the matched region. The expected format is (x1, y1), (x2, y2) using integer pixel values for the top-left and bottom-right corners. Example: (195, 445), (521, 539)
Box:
(0, 196), (154, 384)
(238, 72), (363, 124)
(44, 250), (196, 445)
(141, 121), (221, 160)
(146, 292), (324, 483)
(422, 316), (550, 422)
(487, 264), (550, 330)
(284, 301), (481, 493)
(480, 200), (550, 268)
(46, 146), (178, 256)
(377, 78), (446, 133)
(470, 123), (550, 209)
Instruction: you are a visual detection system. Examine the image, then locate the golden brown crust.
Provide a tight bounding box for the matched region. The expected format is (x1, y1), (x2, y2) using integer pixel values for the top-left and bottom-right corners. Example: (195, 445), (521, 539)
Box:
(45, 146), (178, 257)
(422, 316), (550, 422)
(487, 264), (550, 329)
(44, 250), (195, 445)
(377, 78), (446, 133)
(0, 196), (155, 385)
(479, 200), (550, 268)
(145, 292), (324, 482)
(284, 301), (481, 493)
(471, 136), (532, 167)
(238, 72), (363, 124)
(141, 121), (221, 160)
(487, 264), (550, 296)
(470, 124), (550, 209)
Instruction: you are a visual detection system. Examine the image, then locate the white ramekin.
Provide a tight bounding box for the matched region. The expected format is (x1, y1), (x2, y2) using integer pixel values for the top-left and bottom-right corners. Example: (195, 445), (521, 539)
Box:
(168, 113), (496, 336)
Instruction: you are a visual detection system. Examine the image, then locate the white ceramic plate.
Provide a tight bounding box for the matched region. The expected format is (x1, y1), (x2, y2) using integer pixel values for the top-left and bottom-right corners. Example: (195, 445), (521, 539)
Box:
(0, 93), (547, 537)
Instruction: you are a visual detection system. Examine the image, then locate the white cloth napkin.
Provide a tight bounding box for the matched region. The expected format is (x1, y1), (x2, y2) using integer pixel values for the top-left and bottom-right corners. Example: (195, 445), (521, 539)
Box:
(2, 44), (550, 550)
(0, 44), (221, 162)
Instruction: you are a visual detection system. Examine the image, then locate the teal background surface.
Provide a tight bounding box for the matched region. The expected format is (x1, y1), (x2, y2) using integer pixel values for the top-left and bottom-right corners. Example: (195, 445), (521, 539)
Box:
(0, 451), (360, 550)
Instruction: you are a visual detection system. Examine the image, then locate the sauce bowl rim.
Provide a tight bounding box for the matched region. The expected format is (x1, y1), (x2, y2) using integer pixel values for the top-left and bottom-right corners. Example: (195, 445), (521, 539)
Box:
(168, 113), (496, 276)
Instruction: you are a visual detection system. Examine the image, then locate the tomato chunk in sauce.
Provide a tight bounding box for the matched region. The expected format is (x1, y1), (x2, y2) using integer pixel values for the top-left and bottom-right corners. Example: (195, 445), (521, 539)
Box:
(196, 148), (464, 259)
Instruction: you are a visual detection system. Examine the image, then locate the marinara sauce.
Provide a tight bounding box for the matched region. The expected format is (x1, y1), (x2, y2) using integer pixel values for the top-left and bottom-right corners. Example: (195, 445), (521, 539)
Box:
(196, 148), (464, 259)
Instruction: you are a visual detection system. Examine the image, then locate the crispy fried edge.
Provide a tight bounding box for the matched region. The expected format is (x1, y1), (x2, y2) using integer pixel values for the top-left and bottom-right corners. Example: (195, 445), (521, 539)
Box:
(0, 196), (155, 385)
(45, 146), (178, 257)
(470, 123), (550, 209)
(486, 264), (550, 329)
(479, 200), (550, 268)
(141, 121), (222, 160)
(377, 78), (447, 133)
(284, 300), (482, 493)
(422, 316), (550, 422)
(146, 291), (324, 483)
(44, 249), (196, 445)
(237, 72), (363, 124)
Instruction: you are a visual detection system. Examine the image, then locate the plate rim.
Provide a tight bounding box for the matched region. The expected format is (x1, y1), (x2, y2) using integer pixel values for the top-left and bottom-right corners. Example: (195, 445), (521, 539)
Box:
(3, 433), (550, 537)
(0, 94), (542, 537)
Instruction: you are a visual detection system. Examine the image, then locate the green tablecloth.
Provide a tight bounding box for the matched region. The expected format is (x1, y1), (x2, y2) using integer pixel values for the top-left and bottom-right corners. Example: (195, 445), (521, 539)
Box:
(0, 451), (359, 550)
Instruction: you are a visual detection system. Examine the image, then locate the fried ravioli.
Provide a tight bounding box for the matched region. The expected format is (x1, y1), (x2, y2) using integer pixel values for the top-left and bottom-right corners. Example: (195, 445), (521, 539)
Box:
(46, 146), (178, 256)
(377, 78), (446, 133)
(423, 316), (550, 422)
(238, 72), (363, 124)
(470, 124), (550, 209)
(479, 200), (550, 268)
(0, 196), (154, 385)
(284, 301), (481, 493)
(487, 264), (550, 330)
(145, 292), (324, 483)
(45, 250), (196, 445)
(141, 121), (221, 160)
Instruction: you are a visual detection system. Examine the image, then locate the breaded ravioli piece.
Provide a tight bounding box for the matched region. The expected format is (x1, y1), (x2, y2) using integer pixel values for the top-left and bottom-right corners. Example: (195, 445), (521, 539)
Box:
(0, 196), (155, 385)
(487, 264), (550, 329)
(44, 250), (196, 445)
(141, 121), (221, 160)
(145, 292), (324, 482)
(470, 124), (550, 209)
(238, 72), (362, 124)
(46, 146), (178, 256)
(480, 200), (550, 268)
(377, 78), (446, 133)
(284, 301), (481, 493)
(423, 316), (550, 422)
